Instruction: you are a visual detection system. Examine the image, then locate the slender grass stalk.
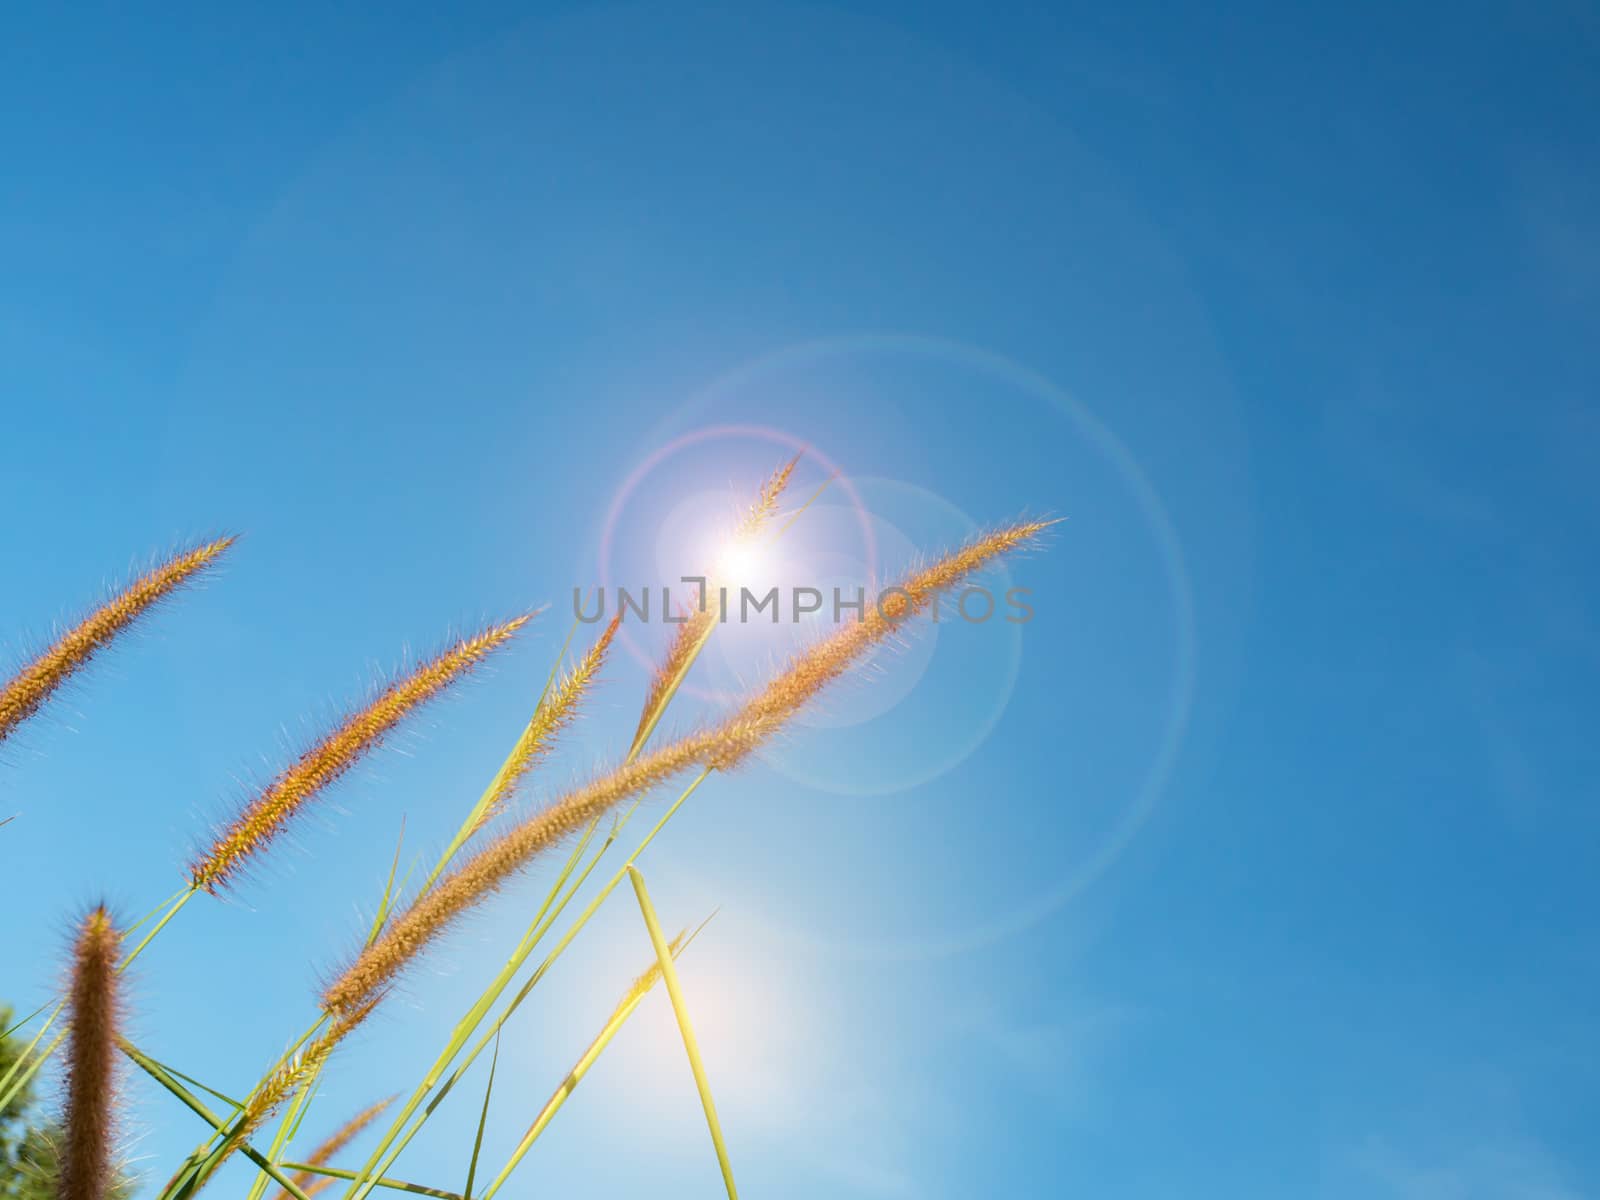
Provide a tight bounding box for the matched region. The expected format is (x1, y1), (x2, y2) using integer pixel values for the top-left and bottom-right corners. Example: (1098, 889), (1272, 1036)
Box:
(460, 1035), (498, 1200)
(61, 907), (122, 1200)
(0, 1001), (50, 1041)
(279, 1165), (460, 1200)
(191, 614), (532, 893)
(322, 521), (1049, 1015)
(627, 868), (737, 1199)
(0, 537), (233, 746)
(120, 886), (198, 970)
(477, 927), (696, 1200)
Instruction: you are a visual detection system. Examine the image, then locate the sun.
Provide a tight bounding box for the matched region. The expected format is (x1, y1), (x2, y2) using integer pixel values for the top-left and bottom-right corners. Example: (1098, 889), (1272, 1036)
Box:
(714, 536), (771, 585)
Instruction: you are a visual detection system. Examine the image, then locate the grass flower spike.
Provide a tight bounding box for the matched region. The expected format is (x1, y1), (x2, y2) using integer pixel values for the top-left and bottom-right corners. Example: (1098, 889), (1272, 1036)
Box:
(0, 537), (232, 747)
(60, 906), (121, 1200)
(474, 614), (620, 837)
(190, 615), (531, 892)
(717, 519), (1055, 763)
(632, 455), (799, 755)
(322, 520), (1048, 1013)
(271, 1097), (395, 1200)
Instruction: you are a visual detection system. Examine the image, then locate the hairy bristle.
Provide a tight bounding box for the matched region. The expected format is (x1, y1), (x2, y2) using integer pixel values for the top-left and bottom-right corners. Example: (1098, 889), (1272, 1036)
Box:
(320, 520), (1046, 1014)
(472, 615), (619, 838)
(59, 906), (121, 1200)
(271, 1096), (395, 1200)
(0, 538), (233, 747)
(190, 615), (531, 892)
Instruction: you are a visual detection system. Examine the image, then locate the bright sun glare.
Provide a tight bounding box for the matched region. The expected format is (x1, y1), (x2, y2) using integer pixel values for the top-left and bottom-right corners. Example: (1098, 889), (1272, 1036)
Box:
(714, 536), (771, 584)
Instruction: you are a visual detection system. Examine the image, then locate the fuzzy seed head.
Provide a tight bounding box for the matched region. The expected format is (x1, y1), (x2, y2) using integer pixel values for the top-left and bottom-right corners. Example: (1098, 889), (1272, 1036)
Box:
(59, 906), (121, 1200)
(0, 538), (233, 748)
(712, 520), (1054, 765)
(734, 453), (800, 540)
(272, 1096), (395, 1200)
(190, 615), (531, 892)
(473, 615), (619, 837)
(631, 456), (799, 754)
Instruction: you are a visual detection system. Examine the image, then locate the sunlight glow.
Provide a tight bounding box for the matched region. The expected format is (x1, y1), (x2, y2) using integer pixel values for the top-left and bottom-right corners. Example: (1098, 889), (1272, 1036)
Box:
(714, 536), (771, 585)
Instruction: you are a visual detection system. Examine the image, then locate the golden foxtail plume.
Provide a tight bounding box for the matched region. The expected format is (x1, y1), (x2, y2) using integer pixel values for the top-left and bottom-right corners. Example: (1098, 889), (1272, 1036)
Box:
(733, 453), (800, 539)
(59, 906), (121, 1200)
(270, 1096), (396, 1200)
(631, 455), (799, 754)
(190, 615), (532, 893)
(472, 614), (620, 838)
(321, 520), (1048, 1014)
(630, 606), (714, 754)
(0, 538), (233, 747)
(713, 519), (1056, 765)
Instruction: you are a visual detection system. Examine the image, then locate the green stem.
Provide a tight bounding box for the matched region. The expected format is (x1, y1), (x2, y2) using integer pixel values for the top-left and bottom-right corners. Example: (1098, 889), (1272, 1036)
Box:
(282, 1164), (463, 1199)
(120, 885), (198, 972)
(628, 867), (738, 1199)
(345, 769), (713, 1200)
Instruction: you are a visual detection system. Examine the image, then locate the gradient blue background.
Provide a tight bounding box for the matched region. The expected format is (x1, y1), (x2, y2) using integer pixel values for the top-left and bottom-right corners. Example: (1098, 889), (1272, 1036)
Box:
(3, 3), (1597, 1197)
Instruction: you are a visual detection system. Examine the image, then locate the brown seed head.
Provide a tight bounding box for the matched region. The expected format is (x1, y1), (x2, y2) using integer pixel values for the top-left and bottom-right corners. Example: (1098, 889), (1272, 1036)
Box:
(473, 615), (619, 837)
(631, 456), (799, 754)
(734, 453), (800, 540)
(271, 1096), (396, 1200)
(0, 538), (233, 747)
(59, 906), (121, 1200)
(190, 615), (531, 892)
(714, 520), (1055, 765)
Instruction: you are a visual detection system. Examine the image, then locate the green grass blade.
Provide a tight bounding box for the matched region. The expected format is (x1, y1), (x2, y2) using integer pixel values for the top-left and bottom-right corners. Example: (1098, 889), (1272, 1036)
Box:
(119, 884), (197, 972)
(461, 1033), (500, 1200)
(1, 1000), (52, 1041)
(477, 918), (711, 1200)
(628, 867), (738, 1199)
(0, 1020), (63, 1114)
(365, 817), (409, 945)
(282, 1164), (463, 1199)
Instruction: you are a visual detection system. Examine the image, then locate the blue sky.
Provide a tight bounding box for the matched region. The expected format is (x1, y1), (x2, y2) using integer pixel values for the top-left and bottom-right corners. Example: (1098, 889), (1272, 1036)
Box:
(2, 2), (1597, 1197)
